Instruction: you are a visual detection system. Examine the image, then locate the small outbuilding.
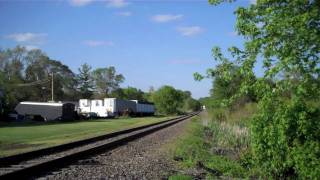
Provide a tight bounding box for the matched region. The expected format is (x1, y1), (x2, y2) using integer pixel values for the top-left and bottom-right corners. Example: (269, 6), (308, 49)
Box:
(15, 102), (75, 121)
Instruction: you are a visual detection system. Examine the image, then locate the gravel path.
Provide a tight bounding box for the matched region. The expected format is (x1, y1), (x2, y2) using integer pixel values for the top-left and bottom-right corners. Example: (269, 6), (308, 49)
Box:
(38, 116), (194, 180)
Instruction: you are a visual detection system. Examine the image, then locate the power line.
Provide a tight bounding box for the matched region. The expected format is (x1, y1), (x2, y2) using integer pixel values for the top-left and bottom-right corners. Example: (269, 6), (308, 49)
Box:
(14, 79), (50, 87)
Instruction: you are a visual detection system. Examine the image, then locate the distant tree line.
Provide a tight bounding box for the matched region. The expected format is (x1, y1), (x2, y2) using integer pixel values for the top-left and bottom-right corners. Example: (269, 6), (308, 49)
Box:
(0, 46), (200, 117)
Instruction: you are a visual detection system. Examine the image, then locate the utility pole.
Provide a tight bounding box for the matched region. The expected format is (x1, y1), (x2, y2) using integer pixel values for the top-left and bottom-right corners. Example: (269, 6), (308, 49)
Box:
(51, 72), (54, 102)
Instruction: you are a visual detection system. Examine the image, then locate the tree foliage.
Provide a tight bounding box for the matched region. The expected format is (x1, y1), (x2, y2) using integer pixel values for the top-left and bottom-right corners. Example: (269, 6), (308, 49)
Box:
(176, 90), (201, 112)
(110, 86), (146, 101)
(0, 46), (79, 115)
(152, 86), (200, 115)
(77, 63), (94, 99)
(152, 86), (184, 115)
(92, 66), (124, 97)
(196, 0), (320, 178)
(194, 53), (256, 108)
(185, 98), (202, 112)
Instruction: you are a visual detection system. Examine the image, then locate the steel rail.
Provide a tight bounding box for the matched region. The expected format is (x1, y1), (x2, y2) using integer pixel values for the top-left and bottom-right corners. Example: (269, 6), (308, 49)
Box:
(0, 111), (200, 179)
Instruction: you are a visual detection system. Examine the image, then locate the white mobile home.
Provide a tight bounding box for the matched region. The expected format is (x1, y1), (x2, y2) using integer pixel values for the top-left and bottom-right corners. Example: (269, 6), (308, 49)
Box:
(79, 98), (137, 117)
(79, 99), (108, 117)
(108, 98), (136, 116)
(15, 102), (75, 121)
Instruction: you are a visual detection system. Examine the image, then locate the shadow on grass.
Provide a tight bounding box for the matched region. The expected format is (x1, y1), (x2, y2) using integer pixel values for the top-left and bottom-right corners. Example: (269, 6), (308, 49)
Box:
(0, 141), (42, 151)
(0, 115), (164, 128)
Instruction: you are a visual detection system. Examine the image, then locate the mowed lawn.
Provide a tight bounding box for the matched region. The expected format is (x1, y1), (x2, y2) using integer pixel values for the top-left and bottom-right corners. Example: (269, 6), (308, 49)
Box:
(0, 116), (176, 157)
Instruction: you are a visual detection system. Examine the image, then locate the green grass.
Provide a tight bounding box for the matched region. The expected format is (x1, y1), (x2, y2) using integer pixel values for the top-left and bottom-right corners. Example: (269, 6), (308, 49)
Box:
(168, 174), (193, 180)
(171, 117), (249, 178)
(169, 105), (263, 179)
(0, 116), (176, 157)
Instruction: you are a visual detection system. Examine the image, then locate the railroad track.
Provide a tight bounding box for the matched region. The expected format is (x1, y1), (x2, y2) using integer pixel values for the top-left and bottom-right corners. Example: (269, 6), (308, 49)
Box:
(0, 112), (200, 179)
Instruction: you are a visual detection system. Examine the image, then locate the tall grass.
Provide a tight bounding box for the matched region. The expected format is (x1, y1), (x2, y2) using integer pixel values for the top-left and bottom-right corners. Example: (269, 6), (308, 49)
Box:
(170, 103), (261, 178)
(209, 102), (257, 126)
(208, 121), (250, 159)
(207, 103), (256, 160)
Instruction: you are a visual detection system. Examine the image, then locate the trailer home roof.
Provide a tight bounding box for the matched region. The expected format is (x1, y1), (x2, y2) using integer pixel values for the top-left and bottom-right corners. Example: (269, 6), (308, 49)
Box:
(20, 102), (63, 106)
(131, 100), (154, 105)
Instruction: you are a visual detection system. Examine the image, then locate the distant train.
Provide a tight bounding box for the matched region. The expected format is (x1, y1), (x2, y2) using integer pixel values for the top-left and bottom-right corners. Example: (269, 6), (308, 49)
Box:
(78, 98), (155, 117)
(14, 98), (155, 121)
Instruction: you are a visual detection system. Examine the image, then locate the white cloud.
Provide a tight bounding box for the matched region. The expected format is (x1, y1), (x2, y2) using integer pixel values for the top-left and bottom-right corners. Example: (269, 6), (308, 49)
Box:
(107, 0), (129, 8)
(69, 0), (94, 6)
(176, 26), (204, 36)
(151, 14), (183, 23)
(69, 0), (129, 8)
(6, 33), (47, 44)
(25, 45), (39, 51)
(84, 40), (114, 47)
(116, 11), (132, 16)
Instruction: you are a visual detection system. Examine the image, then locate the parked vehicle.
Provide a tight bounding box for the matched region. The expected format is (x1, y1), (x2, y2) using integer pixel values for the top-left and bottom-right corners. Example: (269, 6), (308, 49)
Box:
(13, 98), (155, 121)
(107, 98), (136, 116)
(15, 102), (76, 121)
(131, 100), (155, 116)
(78, 98), (155, 118)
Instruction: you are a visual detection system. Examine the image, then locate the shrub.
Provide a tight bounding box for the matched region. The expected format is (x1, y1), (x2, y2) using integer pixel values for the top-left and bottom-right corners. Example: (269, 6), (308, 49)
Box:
(152, 86), (184, 115)
(252, 96), (320, 178)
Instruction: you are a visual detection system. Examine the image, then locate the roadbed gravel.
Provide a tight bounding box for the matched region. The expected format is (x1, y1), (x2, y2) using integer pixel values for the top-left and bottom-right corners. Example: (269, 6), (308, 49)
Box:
(38, 115), (195, 180)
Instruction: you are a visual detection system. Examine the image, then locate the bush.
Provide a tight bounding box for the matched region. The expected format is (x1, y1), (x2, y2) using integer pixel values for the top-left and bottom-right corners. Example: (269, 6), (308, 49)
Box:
(152, 86), (184, 115)
(252, 97), (320, 178)
(173, 112), (255, 178)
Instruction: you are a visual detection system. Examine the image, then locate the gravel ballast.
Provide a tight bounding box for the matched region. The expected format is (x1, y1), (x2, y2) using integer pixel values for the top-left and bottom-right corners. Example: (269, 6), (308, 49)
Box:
(38, 116), (194, 179)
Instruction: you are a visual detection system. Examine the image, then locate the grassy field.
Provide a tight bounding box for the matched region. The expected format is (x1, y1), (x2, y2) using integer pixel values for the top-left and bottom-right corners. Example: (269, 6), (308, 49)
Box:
(168, 104), (263, 179)
(0, 116), (176, 157)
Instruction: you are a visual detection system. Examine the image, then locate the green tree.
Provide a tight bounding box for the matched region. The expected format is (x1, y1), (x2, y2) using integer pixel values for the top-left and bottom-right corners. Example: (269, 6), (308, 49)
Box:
(0, 46), (30, 112)
(0, 46), (87, 115)
(143, 86), (155, 102)
(175, 90), (201, 112)
(92, 66), (124, 97)
(200, 0), (320, 178)
(77, 63), (94, 99)
(110, 87), (147, 101)
(25, 50), (78, 101)
(153, 85), (184, 115)
(122, 87), (145, 100)
(185, 98), (201, 112)
(195, 58), (256, 108)
(109, 88), (125, 99)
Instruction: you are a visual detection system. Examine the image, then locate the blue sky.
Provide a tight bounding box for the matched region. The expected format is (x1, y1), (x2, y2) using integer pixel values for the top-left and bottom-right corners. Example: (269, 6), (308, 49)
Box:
(0, 0), (254, 99)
